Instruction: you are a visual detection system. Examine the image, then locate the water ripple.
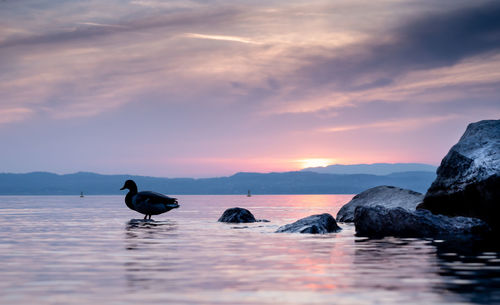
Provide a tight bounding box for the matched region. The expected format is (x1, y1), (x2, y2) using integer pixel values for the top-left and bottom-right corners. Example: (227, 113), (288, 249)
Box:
(0, 195), (498, 305)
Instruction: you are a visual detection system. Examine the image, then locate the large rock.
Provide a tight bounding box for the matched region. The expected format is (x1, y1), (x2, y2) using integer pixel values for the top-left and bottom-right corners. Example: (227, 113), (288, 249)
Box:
(417, 120), (500, 230)
(218, 207), (257, 223)
(276, 213), (341, 234)
(354, 205), (490, 238)
(336, 186), (423, 222)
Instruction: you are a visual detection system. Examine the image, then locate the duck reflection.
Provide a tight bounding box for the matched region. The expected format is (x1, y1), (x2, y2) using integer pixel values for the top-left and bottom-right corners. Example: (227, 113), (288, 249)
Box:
(123, 219), (179, 291)
(125, 219), (178, 249)
(126, 219), (178, 231)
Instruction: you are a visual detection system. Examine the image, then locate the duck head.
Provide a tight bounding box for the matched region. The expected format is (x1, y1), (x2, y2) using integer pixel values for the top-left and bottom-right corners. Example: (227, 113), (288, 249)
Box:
(120, 180), (138, 192)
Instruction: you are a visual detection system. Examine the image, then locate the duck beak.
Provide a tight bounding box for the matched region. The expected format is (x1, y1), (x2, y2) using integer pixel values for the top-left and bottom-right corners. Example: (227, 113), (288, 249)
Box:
(167, 199), (179, 208)
(120, 186), (126, 190)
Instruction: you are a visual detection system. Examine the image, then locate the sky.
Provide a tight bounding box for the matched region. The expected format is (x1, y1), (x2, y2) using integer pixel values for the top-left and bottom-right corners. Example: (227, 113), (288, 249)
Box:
(1, 0), (499, 177)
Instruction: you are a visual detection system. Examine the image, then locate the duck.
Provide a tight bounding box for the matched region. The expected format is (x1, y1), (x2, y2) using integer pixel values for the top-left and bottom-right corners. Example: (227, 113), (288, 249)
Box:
(120, 179), (179, 220)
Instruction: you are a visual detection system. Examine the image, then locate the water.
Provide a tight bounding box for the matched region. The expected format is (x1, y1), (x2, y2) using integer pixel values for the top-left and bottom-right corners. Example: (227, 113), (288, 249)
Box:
(0, 195), (499, 305)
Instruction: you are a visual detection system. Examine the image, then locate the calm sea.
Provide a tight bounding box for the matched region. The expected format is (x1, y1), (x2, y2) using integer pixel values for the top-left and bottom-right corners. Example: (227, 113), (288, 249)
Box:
(0, 195), (499, 305)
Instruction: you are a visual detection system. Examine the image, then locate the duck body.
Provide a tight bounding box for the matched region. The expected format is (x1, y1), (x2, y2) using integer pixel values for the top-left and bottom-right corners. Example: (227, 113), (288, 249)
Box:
(121, 180), (179, 219)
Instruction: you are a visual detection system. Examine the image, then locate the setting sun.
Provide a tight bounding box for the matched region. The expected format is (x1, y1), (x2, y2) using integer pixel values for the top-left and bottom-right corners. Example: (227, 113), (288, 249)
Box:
(298, 158), (334, 169)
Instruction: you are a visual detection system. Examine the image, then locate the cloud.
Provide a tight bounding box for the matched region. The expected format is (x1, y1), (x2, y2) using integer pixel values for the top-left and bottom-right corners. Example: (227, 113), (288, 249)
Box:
(299, 1), (500, 90)
(0, 3), (255, 121)
(317, 114), (460, 134)
(1, 0), (499, 126)
(261, 1), (500, 115)
(1, 0), (499, 176)
(0, 6), (243, 49)
(0, 108), (33, 124)
(76, 22), (128, 28)
(183, 33), (260, 44)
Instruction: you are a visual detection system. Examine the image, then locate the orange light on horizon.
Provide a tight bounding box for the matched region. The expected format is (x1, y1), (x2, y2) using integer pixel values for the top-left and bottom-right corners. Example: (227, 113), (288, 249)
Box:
(297, 158), (334, 169)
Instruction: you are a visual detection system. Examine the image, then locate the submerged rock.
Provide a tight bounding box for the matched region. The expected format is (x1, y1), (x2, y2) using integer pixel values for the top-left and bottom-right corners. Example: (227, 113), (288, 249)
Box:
(354, 205), (490, 238)
(417, 120), (500, 230)
(336, 185), (423, 222)
(218, 207), (257, 223)
(276, 213), (341, 234)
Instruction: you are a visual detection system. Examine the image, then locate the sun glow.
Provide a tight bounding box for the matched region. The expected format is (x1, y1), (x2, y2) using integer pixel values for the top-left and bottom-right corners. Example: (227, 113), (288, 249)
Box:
(298, 158), (334, 169)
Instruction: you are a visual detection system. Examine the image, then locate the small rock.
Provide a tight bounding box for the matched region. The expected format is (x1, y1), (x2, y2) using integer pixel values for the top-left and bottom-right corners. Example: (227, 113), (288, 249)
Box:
(354, 205), (490, 238)
(276, 213), (341, 234)
(336, 185), (423, 222)
(218, 207), (257, 223)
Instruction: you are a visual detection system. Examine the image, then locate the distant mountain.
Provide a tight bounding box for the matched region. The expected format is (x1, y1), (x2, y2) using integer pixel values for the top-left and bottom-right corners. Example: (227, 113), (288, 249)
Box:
(302, 163), (437, 175)
(0, 170), (436, 195)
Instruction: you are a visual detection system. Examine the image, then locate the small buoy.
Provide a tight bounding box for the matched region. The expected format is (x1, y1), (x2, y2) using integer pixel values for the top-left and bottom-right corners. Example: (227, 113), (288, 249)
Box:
(247, 190), (251, 197)
(80, 192), (84, 198)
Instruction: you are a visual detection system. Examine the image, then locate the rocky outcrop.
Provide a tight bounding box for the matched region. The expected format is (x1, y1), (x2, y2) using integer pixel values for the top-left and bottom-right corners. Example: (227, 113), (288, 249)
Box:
(417, 120), (500, 230)
(218, 207), (257, 223)
(276, 213), (341, 234)
(354, 205), (490, 238)
(336, 186), (423, 222)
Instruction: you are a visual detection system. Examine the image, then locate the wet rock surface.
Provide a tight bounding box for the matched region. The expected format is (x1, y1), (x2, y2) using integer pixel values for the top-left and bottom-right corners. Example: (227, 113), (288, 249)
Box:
(218, 207), (257, 223)
(336, 185), (424, 222)
(276, 213), (341, 234)
(417, 120), (500, 230)
(354, 205), (490, 238)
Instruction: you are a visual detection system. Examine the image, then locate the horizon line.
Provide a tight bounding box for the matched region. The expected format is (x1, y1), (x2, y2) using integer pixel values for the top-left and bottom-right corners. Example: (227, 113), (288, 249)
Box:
(0, 162), (438, 179)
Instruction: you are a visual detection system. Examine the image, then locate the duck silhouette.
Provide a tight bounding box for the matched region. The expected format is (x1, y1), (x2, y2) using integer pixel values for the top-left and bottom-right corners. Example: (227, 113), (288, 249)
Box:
(120, 180), (179, 220)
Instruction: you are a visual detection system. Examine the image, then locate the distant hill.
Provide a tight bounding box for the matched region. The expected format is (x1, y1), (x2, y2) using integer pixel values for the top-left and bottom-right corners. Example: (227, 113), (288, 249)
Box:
(0, 170), (436, 195)
(302, 163), (437, 175)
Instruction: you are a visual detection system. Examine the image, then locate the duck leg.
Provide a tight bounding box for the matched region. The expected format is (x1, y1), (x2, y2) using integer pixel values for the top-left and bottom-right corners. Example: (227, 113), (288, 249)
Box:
(143, 214), (147, 220)
(148, 215), (152, 220)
